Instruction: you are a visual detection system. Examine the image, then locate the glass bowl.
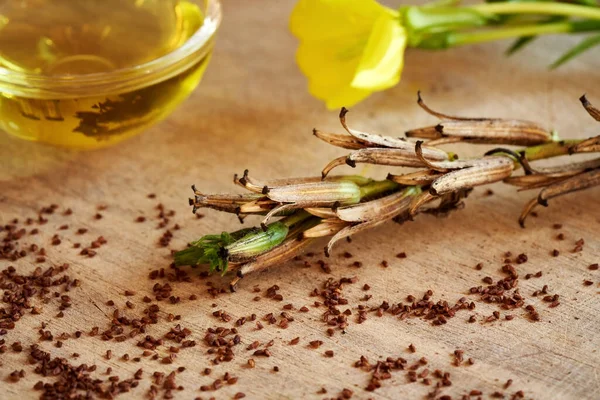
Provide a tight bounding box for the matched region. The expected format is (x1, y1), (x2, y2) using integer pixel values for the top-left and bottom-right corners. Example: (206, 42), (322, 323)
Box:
(0, 0), (221, 149)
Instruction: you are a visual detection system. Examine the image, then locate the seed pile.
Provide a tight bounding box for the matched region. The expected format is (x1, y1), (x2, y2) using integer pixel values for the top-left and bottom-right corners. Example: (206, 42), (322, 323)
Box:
(0, 263), (80, 334)
(311, 276), (358, 333)
(29, 344), (142, 398)
(0, 198), (597, 399)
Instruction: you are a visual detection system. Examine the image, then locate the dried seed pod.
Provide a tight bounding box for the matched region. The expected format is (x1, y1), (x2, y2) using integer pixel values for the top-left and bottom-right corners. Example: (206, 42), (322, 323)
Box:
(238, 198), (278, 214)
(189, 189), (262, 214)
(569, 136), (600, 154)
(423, 137), (464, 146)
(302, 219), (349, 238)
(519, 169), (600, 227)
(230, 229), (316, 291)
(406, 93), (551, 145)
(322, 146), (448, 178)
(407, 120), (551, 146)
(335, 187), (420, 223)
(313, 129), (367, 150)
(345, 147), (448, 168)
(321, 156), (351, 180)
(504, 157), (600, 189)
(265, 181), (362, 205)
(415, 141), (498, 172)
(415, 91), (478, 121)
(387, 170), (443, 185)
(409, 191), (438, 216)
(234, 171), (343, 193)
(430, 157), (514, 195)
(304, 208), (338, 219)
(325, 190), (418, 256)
(261, 203), (307, 226)
(504, 175), (569, 190)
(580, 94), (600, 121)
(339, 107), (413, 149)
(234, 170), (268, 194)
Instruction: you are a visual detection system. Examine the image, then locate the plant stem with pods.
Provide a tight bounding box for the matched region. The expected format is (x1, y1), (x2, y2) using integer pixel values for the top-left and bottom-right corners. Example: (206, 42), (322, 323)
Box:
(176, 94), (600, 291)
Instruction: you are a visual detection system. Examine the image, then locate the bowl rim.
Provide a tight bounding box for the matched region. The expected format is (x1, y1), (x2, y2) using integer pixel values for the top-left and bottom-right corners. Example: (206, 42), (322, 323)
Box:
(0, 0), (222, 98)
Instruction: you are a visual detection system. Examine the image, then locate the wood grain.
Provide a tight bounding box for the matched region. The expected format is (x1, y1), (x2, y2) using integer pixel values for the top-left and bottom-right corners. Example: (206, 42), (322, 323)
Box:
(1, 1), (599, 399)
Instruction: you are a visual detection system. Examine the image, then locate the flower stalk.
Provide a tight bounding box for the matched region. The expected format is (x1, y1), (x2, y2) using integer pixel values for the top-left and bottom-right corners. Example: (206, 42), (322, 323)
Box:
(177, 93), (600, 291)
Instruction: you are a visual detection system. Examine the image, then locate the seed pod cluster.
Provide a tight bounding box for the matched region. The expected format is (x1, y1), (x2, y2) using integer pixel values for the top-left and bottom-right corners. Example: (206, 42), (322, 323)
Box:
(179, 93), (599, 290)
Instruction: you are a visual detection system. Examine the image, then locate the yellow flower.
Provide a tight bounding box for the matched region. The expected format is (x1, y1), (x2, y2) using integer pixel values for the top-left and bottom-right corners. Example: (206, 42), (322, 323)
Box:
(290, 0), (407, 109)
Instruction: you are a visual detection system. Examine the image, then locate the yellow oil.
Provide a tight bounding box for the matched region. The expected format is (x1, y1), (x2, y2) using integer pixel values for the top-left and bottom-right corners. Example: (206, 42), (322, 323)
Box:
(0, 0), (210, 149)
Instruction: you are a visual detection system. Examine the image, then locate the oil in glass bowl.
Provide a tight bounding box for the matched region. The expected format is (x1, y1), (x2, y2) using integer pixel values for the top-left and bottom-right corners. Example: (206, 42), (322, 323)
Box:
(0, 0), (216, 149)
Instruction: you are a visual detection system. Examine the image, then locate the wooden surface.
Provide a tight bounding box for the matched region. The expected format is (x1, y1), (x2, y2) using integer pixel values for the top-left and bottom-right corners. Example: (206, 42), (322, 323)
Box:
(1, 1), (600, 399)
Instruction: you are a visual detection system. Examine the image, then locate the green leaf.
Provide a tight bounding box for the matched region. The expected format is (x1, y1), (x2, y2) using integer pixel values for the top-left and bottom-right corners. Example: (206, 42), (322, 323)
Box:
(506, 16), (565, 56)
(173, 222), (290, 275)
(550, 34), (600, 69)
(173, 227), (257, 271)
(506, 35), (537, 55)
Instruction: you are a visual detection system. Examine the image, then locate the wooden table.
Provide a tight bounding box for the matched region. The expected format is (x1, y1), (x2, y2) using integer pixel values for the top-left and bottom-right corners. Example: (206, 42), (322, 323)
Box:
(1, 1), (599, 399)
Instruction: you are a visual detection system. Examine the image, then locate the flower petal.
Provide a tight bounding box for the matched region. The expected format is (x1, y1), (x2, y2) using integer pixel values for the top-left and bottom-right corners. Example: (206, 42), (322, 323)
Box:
(290, 0), (390, 41)
(290, 0), (401, 108)
(296, 37), (366, 92)
(351, 14), (407, 90)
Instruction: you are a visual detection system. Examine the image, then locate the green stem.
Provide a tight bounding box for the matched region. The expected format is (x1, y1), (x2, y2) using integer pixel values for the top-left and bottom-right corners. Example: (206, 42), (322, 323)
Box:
(522, 139), (583, 161)
(447, 22), (572, 46)
(485, 140), (584, 170)
(281, 210), (312, 227)
(359, 179), (400, 199)
(469, 2), (600, 20)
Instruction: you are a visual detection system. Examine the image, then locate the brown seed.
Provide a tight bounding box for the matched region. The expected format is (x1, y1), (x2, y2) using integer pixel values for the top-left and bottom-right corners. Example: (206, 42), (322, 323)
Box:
(589, 263), (599, 270)
(324, 350), (334, 357)
(408, 344), (416, 353)
(516, 253), (528, 264)
(552, 249), (560, 257)
(396, 252), (407, 259)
